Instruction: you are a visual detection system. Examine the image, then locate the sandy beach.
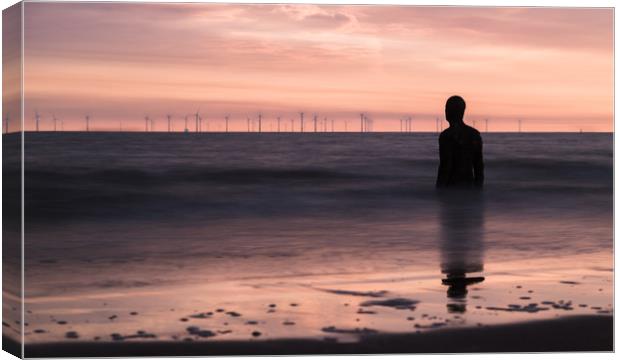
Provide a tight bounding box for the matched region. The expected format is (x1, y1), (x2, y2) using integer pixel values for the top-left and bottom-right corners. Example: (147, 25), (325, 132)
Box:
(11, 251), (613, 356)
(14, 315), (612, 357)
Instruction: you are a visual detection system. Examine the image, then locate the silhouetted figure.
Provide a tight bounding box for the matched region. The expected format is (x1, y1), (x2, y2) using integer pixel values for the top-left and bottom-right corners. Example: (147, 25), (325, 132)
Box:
(436, 96), (484, 188)
(436, 96), (486, 311)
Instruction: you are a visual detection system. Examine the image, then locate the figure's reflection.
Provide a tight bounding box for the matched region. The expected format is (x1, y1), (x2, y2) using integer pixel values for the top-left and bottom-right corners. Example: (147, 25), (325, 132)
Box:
(438, 190), (486, 313)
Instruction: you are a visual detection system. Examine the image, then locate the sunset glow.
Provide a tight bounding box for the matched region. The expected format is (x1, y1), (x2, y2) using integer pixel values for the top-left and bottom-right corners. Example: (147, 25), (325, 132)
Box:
(21, 3), (613, 132)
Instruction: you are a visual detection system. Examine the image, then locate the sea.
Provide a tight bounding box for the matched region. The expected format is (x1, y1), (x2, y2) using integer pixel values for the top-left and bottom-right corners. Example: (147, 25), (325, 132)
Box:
(3, 132), (613, 344)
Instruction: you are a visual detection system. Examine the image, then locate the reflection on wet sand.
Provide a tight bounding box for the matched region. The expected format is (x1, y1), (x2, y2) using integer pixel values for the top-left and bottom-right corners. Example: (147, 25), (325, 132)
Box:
(438, 190), (485, 313)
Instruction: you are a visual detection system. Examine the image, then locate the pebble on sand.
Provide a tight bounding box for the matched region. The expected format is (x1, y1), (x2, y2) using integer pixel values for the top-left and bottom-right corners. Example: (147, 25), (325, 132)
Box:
(123, 331), (157, 340)
(33, 329), (46, 334)
(414, 322), (446, 329)
(110, 331), (157, 341)
(283, 320), (296, 326)
(252, 331), (262, 337)
(485, 304), (550, 313)
(65, 331), (79, 339)
(321, 326), (378, 335)
(56, 321), (67, 325)
(189, 312), (212, 319)
(359, 298), (419, 310)
(130, 312), (138, 316)
(186, 326), (216, 338)
(357, 308), (377, 314)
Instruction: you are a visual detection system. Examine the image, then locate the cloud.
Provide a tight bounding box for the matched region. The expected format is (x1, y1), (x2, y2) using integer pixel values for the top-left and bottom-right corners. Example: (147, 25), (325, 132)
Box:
(351, 6), (612, 52)
(19, 3), (613, 131)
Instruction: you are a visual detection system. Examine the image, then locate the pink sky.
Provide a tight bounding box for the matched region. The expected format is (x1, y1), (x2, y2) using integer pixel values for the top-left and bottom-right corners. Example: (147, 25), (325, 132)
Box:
(17, 3), (613, 132)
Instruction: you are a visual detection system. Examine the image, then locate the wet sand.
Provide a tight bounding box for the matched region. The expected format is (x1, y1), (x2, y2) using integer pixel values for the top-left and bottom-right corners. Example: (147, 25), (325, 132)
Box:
(17, 316), (612, 357)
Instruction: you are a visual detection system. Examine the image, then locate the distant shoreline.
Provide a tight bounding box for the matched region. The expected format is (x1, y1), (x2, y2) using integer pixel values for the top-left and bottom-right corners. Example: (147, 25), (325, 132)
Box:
(13, 315), (612, 357)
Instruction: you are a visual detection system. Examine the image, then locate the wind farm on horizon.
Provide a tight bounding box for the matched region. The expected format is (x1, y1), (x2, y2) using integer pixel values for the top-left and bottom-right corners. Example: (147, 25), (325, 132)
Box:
(3, 108), (558, 134)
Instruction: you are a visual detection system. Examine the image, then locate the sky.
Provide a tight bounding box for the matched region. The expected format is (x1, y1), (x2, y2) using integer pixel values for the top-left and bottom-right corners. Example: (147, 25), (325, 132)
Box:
(12, 3), (614, 132)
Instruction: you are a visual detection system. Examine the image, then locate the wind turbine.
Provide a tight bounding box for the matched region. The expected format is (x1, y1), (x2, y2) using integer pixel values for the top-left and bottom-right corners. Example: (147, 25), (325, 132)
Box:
(247, 117), (251, 132)
(52, 114), (58, 132)
(300, 112), (304, 132)
(360, 113), (364, 133)
(362, 114), (372, 132)
(85, 114), (90, 132)
(194, 109), (200, 133)
(258, 113), (262, 133)
(184, 115), (189, 132)
(144, 115), (150, 132)
(331, 118), (334, 132)
(403, 116), (411, 132)
(225, 115), (229, 133)
(485, 118), (489, 133)
(313, 114), (318, 132)
(35, 110), (40, 132)
(167, 114), (172, 132)
(277, 116), (281, 133)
